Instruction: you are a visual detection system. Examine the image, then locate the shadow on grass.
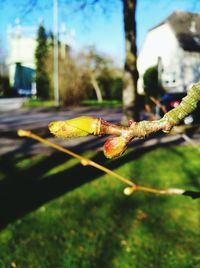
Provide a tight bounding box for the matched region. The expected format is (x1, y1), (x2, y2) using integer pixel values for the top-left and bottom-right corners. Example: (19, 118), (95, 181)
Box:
(90, 196), (142, 268)
(167, 147), (200, 188)
(0, 135), (184, 230)
(65, 190), (168, 268)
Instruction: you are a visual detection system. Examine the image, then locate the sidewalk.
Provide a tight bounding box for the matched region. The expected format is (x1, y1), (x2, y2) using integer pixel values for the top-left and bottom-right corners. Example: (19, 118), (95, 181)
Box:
(0, 106), (120, 156)
(0, 106), (122, 133)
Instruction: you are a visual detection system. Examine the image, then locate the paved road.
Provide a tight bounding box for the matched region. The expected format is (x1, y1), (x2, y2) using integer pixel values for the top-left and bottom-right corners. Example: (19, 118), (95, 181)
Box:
(0, 106), (122, 156)
(0, 106), (122, 133)
(0, 106), (199, 157)
(0, 98), (26, 112)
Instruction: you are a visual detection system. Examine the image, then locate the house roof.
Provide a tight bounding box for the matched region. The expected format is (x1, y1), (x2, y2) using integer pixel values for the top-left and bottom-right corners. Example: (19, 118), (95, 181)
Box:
(153, 11), (200, 52)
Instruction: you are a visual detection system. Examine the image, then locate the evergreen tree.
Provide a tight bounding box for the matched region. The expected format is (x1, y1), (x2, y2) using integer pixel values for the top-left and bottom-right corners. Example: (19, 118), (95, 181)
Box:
(35, 24), (50, 99)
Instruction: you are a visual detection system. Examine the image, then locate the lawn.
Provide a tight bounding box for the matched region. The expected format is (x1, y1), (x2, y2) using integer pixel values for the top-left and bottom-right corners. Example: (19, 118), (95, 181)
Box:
(80, 99), (122, 108)
(23, 98), (55, 108)
(0, 144), (199, 268)
(23, 98), (122, 109)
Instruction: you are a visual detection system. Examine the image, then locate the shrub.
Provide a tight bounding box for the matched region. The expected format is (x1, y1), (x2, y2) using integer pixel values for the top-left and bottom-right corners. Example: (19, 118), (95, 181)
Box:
(98, 76), (123, 100)
(143, 65), (164, 100)
(59, 59), (89, 105)
(0, 75), (11, 96)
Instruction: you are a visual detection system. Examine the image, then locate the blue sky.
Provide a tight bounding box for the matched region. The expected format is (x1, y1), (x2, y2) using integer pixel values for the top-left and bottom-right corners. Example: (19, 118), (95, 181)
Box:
(0, 0), (200, 65)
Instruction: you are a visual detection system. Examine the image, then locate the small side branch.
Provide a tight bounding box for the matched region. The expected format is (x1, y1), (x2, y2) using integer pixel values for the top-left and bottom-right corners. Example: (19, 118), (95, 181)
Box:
(18, 130), (200, 198)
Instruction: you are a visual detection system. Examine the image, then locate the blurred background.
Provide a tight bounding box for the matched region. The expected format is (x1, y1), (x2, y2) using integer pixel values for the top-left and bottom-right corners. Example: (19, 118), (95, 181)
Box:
(0, 1), (200, 267)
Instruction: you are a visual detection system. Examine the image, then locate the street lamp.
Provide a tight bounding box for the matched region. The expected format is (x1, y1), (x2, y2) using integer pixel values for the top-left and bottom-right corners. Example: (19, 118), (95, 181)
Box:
(53, 0), (59, 107)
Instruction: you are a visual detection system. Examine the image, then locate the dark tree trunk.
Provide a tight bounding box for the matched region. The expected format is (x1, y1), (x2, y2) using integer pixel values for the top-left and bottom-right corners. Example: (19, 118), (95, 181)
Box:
(121, 0), (139, 125)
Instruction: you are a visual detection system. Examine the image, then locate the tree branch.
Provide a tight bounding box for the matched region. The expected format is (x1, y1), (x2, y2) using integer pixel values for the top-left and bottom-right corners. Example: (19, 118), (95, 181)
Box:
(49, 82), (200, 158)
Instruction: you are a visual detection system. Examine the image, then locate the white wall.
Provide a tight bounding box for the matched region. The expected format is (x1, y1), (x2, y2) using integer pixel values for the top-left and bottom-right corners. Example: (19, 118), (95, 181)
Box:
(7, 36), (36, 86)
(7, 37), (36, 67)
(137, 23), (182, 94)
(182, 50), (200, 90)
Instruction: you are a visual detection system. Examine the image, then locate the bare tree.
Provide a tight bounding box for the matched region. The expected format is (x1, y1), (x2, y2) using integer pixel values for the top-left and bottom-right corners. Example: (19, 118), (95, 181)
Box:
(2, 0), (139, 120)
(2, 0), (200, 120)
(69, 0), (139, 123)
(77, 47), (118, 103)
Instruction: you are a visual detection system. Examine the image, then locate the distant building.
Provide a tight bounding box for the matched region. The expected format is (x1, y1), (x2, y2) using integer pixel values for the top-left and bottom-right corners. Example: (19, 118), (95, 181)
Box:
(6, 20), (37, 95)
(137, 11), (200, 94)
(6, 20), (72, 96)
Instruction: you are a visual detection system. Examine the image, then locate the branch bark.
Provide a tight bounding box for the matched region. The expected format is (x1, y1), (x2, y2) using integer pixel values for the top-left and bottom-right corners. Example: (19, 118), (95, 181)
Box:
(49, 82), (200, 158)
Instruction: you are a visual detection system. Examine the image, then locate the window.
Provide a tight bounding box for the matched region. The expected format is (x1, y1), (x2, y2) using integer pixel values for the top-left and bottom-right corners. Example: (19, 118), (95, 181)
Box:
(193, 36), (200, 46)
(162, 72), (176, 87)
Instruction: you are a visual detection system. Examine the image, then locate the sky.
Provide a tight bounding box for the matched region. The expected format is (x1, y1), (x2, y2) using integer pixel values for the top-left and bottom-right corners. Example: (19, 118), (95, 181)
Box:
(0, 0), (200, 66)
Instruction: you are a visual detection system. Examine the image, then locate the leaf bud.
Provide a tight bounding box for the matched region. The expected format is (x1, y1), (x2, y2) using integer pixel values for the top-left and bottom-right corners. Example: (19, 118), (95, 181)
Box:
(48, 116), (100, 138)
(103, 136), (127, 159)
(123, 186), (136, 196)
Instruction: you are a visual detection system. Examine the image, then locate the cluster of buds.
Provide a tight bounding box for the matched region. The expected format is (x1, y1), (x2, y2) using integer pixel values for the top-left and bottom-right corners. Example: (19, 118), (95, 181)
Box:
(48, 116), (133, 158)
(48, 113), (184, 159)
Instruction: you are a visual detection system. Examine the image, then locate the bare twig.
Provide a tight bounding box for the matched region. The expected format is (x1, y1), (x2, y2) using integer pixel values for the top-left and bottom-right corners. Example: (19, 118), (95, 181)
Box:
(149, 93), (200, 152)
(149, 95), (167, 114)
(49, 82), (200, 158)
(18, 129), (200, 198)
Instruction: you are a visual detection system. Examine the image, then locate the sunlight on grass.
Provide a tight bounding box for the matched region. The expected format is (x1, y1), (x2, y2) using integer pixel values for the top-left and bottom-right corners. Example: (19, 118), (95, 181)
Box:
(81, 99), (122, 108)
(23, 98), (55, 108)
(0, 146), (199, 268)
(15, 154), (46, 170)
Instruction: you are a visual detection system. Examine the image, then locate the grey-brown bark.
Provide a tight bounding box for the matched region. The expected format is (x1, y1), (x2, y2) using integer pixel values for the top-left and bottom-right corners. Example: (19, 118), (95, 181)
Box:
(48, 82), (200, 158)
(121, 0), (139, 125)
(91, 75), (103, 103)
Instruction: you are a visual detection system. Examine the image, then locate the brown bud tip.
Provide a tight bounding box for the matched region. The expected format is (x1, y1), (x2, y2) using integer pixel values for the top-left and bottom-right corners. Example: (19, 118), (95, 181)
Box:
(128, 120), (135, 127)
(103, 136), (127, 159)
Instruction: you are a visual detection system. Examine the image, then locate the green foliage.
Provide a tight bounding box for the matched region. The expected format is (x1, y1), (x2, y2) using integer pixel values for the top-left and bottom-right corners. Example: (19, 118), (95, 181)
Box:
(81, 99), (121, 108)
(23, 98), (54, 108)
(43, 44), (122, 105)
(74, 47), (123, 103)
(99, 76), (123, 100)
(36, 73), (50, 99)
(35, 25), (50, 99)
(143, 65), (163, 102)
(0, 146), (199, 267)
(0, 75), (10, 96)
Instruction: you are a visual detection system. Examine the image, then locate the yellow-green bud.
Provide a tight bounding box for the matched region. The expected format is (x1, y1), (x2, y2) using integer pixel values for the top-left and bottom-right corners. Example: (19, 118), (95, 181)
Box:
(48, 116), (100, 138)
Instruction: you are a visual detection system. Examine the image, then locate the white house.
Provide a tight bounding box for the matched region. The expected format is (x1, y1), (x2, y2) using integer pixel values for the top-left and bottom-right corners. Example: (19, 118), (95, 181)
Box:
(137, 11), (200, 94)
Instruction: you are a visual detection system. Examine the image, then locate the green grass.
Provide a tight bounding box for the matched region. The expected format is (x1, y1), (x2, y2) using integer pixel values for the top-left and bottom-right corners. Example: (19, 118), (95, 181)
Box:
(0, 145), (199, 268)
(23, 98), (122, 109)
(23, 98), (55, 108)
(81, 99), (122, 108)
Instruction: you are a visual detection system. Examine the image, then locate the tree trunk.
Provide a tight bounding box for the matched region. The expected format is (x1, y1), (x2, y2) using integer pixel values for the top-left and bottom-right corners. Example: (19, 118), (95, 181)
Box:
(121, 0), (139, 125)
(91, 75), (103, 103)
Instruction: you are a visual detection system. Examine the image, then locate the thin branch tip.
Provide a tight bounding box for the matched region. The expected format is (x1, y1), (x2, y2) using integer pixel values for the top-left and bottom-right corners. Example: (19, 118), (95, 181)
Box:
(17, 129), (31, 137)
